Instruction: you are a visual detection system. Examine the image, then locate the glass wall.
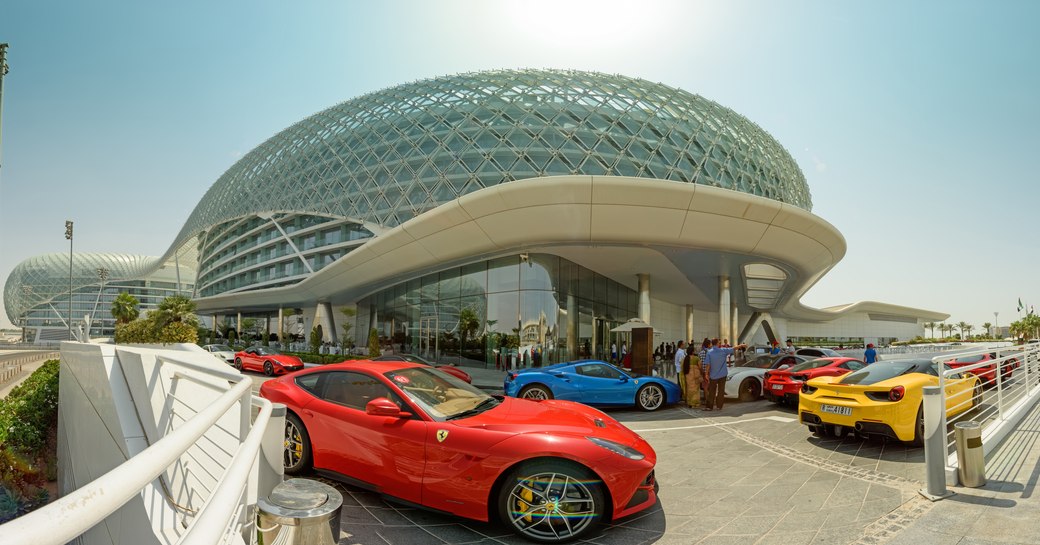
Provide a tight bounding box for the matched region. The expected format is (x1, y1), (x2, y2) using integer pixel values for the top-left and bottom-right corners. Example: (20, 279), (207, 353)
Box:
(357, 254), (637, 369)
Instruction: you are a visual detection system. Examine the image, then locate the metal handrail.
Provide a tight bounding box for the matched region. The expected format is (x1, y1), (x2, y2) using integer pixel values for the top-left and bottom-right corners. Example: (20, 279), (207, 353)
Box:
(1, 371), (253, 545)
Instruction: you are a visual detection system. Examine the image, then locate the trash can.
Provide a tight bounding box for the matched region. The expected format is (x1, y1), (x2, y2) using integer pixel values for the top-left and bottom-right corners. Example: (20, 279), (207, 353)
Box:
(954, 421), (986, 487)
(257, 478), (343, 545)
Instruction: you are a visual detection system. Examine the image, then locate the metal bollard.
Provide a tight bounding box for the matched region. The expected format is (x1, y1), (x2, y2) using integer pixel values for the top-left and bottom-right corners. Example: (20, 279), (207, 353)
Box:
(954, 421), (986, 487)
(920, 386), (953, 500)
(257, 478), (343, 545)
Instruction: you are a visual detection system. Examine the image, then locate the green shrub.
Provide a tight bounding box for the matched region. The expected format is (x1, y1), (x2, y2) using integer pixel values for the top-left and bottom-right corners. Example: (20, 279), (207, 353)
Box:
(0, 359), (60, 521)
(368, 328), (380, 358)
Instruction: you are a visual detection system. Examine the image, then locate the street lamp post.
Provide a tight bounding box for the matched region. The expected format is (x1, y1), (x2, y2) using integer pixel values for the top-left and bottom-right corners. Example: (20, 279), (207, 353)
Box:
(20, 284), (32, 343)
(994, 312), (999, 340)
(0, 43), (9, 179)
(95, 267), (109, 336)
(65, 220), (74, 340)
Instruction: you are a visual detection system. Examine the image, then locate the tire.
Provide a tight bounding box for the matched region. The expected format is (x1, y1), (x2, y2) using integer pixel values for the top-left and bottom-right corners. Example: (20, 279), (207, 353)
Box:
(906, 405), (925, 448)
(637, 384), (665, 411)
(263, 361), (274, 376)
(973, 382), (984, 409)
(283, 413), (312, 475)
(738, 378), (761, 402)
(497, 460), (605, 543)
(234, 357), (243, 371)
(518, 384), (554, 401)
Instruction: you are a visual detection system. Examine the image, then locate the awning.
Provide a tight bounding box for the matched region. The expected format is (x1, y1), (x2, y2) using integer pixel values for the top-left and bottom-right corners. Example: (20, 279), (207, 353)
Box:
(610, 318), (655, 333)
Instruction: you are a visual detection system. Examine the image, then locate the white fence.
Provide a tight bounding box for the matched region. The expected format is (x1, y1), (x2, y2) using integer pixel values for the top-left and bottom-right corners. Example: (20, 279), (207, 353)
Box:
(931, 344), (1040, 485)
(0, 342), (283, 545)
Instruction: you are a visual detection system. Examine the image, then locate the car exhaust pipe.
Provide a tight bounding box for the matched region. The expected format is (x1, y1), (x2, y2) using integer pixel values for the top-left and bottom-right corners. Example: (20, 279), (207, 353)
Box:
(854, 422), (864, 432)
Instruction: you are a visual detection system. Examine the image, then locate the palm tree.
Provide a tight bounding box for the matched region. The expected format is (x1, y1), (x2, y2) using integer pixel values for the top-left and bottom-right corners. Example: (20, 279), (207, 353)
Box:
(154, 295), (198, 328)
(923, 322), (934, 339)
(956, 321), (969, 340)
(458, 306), (481, 358)
(966, 324), (974, 339)
(982, 322), (992, 339)
(111, 292), (140, 324)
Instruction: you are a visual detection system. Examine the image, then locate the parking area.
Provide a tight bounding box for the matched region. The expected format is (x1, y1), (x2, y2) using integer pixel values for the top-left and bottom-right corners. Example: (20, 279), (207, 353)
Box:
(282, 396), (936, 545)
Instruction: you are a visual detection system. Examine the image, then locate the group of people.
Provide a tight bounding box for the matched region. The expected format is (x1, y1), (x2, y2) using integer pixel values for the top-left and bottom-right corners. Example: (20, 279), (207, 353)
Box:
(673, 338), (749, 411)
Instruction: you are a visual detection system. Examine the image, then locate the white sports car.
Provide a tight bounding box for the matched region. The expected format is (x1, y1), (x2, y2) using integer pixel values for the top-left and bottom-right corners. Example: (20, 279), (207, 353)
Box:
(724, 354), (810, 400)
(202, 344), (236, 364)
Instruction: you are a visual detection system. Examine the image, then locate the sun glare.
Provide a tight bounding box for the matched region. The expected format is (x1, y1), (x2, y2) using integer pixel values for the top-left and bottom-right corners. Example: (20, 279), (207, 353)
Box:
(504, 0), (658, 49)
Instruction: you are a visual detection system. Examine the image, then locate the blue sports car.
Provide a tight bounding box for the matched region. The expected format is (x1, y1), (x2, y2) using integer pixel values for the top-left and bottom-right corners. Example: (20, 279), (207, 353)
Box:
(503, 359), (682, 411)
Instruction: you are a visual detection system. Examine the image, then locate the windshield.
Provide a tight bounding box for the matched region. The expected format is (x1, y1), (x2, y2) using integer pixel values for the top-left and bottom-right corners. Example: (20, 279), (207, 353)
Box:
(840, 361), (919, 385)
(788, 358), (836, 372)
(738, 355), (776, 369)
(951, 355), (984, 364)
(256, 347), (282, 356)
(210, 345), (232, 352)
(385, 367), (494, 421)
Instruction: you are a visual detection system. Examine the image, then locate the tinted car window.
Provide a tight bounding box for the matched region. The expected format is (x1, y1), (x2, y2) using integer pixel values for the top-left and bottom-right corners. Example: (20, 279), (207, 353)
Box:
(840, 361), (921, 385)
(320, 371), (397, 410)
(739, 355), (774, 368)
(952, 355), (984, 364)
(576, 364), (624, 379)
(788, 358), (835, 372)
(295, 373), (322, 395)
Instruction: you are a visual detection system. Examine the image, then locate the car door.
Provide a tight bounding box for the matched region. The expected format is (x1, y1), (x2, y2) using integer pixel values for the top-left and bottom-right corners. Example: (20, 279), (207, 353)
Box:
(299, 370), (428, 503)
(241, 348), (258, 371)
(575, 363), (633, 404)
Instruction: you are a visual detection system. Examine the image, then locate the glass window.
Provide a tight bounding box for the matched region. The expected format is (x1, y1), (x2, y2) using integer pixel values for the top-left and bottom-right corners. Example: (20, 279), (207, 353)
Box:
(520, 254), (558, 291)
(439, 268), (461, 300)
(488, 256), (519, 293)
(319, 371), (399, 411)
(460, 262), (487, 297)
(576, 363), (624, 379)
(421, 273), (439, 302)
(578, 266), (594, 301)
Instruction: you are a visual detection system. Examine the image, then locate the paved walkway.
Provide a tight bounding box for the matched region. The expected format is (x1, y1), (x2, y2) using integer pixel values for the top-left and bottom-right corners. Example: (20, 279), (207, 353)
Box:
(0, 351), (58, 398)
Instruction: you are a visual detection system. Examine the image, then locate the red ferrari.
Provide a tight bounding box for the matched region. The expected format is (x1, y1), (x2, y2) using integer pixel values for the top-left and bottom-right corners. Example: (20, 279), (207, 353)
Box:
(234, 346), (304, 376)
(944, 352), (1018, 387)
(259, 360), (657, 542)
(763, 357), (866, 405)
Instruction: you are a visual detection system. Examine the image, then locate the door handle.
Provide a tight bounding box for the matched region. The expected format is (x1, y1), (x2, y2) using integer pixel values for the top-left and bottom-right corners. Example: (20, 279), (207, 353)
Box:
(303, 409), (315, 417)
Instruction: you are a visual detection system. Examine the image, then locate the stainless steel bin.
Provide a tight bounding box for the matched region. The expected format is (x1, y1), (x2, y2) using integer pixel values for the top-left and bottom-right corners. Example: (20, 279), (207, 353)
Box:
(257, 478), (343, 545)
(954, 421), (986, 487)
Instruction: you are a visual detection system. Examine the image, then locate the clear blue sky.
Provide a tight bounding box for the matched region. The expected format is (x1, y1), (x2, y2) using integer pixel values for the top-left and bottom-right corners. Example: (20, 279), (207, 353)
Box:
(1, 0), (1038, 331)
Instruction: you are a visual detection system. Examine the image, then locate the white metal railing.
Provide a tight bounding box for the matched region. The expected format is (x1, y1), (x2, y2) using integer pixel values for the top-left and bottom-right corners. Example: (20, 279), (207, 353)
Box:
(931, 344), (1040, 471)
(0, 346), (282, 545)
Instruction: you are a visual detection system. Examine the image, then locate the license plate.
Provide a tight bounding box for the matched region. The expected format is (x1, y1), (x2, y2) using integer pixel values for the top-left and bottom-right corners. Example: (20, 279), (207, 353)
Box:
(820, 404), (851, 416)
(771, 384), (783, 390)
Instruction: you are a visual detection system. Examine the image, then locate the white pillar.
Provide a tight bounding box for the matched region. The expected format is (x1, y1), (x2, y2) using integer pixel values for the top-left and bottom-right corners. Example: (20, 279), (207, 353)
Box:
(236, 312), (242, 339)
(637, 273), (651, 325)
(731, 303), (739, 344)
(277, 307), (284, 343)
(685, 305), (694, 342)
(718, 276), (731, 340)
(319, 302), (336, 343)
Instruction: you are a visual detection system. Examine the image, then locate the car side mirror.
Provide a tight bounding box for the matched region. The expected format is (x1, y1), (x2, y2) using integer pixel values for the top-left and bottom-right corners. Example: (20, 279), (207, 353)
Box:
(619, 375), (629, 382)
(366, 397), (411, 418)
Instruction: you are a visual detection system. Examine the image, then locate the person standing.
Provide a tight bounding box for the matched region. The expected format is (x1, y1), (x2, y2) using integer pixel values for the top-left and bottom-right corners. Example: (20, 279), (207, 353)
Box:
(683, 351), (704, 408)
(864, 343), (879, 364)
(704, 338), (746, 411)
(674, 340), (687, 399)
(611, 341), (618, 363)
(770, 341), (781, 355)
(785, 339), (797, 355)
(621, 341), (628, 362)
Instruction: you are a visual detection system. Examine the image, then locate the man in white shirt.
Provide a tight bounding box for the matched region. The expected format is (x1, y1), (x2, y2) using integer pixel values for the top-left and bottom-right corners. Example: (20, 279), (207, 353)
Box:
(674, 340), (687, 398)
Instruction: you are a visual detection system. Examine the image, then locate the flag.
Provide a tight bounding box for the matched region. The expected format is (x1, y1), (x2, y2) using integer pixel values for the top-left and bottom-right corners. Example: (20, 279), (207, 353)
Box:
(1018, 298), (1024, 312)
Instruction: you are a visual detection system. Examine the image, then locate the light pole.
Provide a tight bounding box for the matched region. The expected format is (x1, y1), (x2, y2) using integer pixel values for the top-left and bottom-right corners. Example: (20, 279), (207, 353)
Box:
(0, 43), (9, 179)
(994, 312), (999, 340)
(65, 220), (74, 340)
(20, 285), (32, 343)
(95, 267), (109, 336)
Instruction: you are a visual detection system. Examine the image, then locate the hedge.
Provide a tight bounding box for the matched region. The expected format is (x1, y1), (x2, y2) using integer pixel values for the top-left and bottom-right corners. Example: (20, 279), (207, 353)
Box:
(0, 359), (60, 522)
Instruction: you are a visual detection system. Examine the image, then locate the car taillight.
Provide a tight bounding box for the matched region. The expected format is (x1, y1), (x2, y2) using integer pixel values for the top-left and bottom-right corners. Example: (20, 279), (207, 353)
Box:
(507, 372), (517, 381)
(801, 383), (816, 394)
(889, 385), (905, 401)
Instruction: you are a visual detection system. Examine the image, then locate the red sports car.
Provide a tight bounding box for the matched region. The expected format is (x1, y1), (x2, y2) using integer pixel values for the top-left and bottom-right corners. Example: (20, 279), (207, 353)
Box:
(234, 346), (304, 376)
(944, 352), (1018, 387)
(259, 360), (657, 542)
(371, 353), (473, 383)
(763, 357), (866, 405)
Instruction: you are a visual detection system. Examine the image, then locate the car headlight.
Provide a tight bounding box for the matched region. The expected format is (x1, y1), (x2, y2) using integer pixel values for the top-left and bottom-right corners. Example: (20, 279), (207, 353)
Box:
(586, 436), (645, 460)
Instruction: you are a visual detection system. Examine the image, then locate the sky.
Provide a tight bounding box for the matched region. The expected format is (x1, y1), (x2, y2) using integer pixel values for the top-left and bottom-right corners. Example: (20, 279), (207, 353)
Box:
(1, 0), (1038, 332)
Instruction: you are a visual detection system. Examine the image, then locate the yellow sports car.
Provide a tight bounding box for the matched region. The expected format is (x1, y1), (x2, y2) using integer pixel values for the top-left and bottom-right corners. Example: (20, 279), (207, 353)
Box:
(799, 358), (981, 447)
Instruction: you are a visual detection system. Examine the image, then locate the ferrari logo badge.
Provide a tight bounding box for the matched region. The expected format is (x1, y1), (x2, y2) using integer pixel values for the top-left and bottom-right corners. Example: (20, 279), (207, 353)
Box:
(437, 430), (449, 443)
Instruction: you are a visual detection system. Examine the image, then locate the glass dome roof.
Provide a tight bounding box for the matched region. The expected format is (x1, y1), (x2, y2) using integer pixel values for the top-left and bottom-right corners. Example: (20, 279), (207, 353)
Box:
(168, 69), (810, 257)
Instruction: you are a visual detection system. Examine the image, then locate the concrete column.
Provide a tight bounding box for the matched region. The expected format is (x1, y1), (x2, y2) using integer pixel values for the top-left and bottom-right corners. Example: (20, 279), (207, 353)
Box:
(277, 307), (284, 343)
(718, 276), (731, 341)
(265, 315), (271, 340)
(685, 305), (694, 342)
(236, 312), (242, 340)
(319, 302), (336, 343)
(567, 293), (578, 360)
(731, 303), (739, 345)
(637, 273), (651, 325)
(212, 315), (217, 341)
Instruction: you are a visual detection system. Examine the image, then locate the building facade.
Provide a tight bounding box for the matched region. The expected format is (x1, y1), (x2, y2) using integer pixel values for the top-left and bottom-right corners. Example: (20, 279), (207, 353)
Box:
(5, 69), (947, 358)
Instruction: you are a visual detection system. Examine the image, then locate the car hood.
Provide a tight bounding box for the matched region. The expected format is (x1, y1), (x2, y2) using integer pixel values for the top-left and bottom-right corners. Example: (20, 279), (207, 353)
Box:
(455, 397), (645, 446)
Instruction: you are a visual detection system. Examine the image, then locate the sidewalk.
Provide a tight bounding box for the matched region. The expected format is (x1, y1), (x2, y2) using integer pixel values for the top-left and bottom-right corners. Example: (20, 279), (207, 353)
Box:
(0, 351), (59, 399)
(885, 399), (1040, 545)
(462, 365), (507, 392)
